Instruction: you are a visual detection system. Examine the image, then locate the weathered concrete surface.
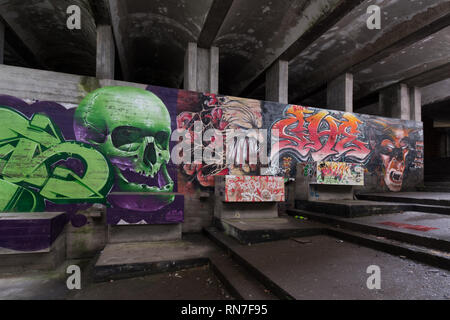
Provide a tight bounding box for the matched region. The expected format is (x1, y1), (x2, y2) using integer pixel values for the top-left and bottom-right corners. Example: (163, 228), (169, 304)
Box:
(72, 266), (233, 300)
(107, 223), (182, 244)
(0, 231), (66, 273)
(327, 73), (353, 112)
(123, 0), (214, 87)
(207, 229), (450, 300)
(216, 217), (324, 244)
(216, 0), (345, 95)
(350, 211), (450, 244)
(209, 252), (277, 300)
(0, 0), (97, 75)
(288, 208), (450, 254)
(266, 60), (288, 104)
(94, 234), (215, 281)
(357, 192), (450, 207)
(96, 25), (115, 79)
(296, 199), (406, 217)
(66, 205), (108, 259)
(379, 83), (411, 120)
(289, 0), (450, 103)
(0, 262), (233, 300)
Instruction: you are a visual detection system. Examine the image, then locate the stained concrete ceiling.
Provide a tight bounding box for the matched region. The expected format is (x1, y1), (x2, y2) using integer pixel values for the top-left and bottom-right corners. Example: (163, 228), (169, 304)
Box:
(0, 0), (449, 112)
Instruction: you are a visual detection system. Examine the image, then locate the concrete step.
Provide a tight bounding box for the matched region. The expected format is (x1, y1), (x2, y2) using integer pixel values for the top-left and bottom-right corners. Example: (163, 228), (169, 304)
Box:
(93, 234), (214, 282)
(287, 209), (450, 253)
(325, 228), (450, 270)
(296, 199), (450, 216)
(204, 227), (294, 299)
(206, 226), (450, 301)
(214, 216), (325, 244)
(0, 212), (67, 271)
(295, 199), (405, 217)
(205, 227), (450, 299)
(209, 253), (277, 300)
(356, 192), (450, 207)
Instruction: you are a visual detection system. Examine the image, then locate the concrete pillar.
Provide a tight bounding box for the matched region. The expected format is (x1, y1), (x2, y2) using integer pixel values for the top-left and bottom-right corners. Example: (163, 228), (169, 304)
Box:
(379, 83), (411, 120)
(96, 25), (115, 80)
(184, 42), (219, 93)
(266, 60), (288, 104)
(409, 86), (422, 122)
(0, 20), (5, 65)
(327, 73), (353, 112)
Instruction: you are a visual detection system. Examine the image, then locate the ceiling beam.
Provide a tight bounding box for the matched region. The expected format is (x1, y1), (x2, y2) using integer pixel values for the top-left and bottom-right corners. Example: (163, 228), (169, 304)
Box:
(422, 79), (450, 106)
(89, 0), (111, 26)
(108, 0), (132, 81)
(197, 0), (234, 49)
(238, 0), (365, 97)
(0, 15), (43, 69)
(290, 2), (450, 103)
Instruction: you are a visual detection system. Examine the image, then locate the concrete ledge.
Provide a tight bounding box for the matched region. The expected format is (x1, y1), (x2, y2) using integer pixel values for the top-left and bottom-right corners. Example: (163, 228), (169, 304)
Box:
(0, 231), (66, 272)
(214, 217), (324, 244)
(0, 212), (66, 252)
(215, 201), (279, 220)
(295, 199), (404, 217)
(107, 223), (181, 243)
(94, 235), (215, 282)
(357, 192), (450, 207)
(288, 208), (450, 253)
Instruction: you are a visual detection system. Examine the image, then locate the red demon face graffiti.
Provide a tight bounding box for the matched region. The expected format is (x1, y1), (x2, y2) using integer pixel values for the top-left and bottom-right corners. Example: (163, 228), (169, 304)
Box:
(379, 128), (411, 192)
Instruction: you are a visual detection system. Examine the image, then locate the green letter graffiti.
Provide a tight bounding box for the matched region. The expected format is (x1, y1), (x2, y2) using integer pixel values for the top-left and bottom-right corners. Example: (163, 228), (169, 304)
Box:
(0, 107), (113, 211)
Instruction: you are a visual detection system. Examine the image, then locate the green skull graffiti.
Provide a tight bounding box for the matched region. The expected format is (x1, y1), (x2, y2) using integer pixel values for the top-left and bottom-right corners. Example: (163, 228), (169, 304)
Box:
(74, 86), (175, 211)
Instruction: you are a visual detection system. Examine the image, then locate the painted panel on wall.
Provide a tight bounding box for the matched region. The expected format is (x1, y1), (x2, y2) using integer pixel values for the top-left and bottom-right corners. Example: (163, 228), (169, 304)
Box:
(223, 175), (285, 202)
(316, 161), (364, 186)
(0, 86), (183, 233)
(0, 82), (424, 251)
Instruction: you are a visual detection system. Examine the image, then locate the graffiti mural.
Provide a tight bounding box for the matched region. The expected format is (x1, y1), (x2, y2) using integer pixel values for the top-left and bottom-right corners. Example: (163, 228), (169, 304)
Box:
(0, 86), (183, 230)
(316, 161), (364, 186)
(268, 104), (423, 192)
(0, 107), (112, 212)
(271, 105), (371, 164)
(224, 175), (285, 202)
(175, 91), (263, 190)
(0, 83), (424, 252)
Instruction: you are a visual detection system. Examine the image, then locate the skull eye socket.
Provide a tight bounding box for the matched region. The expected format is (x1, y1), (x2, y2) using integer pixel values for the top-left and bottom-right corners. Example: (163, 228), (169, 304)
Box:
(155, 131), (169, 149)
(112, 126), (144, 152)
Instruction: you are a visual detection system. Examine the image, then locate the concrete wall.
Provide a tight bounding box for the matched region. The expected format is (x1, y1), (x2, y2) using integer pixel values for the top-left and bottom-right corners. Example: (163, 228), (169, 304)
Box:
(0, 64), (425, 257)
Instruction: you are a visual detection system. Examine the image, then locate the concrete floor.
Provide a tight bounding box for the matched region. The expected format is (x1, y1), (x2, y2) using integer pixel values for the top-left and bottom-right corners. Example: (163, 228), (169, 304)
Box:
(359, 192), (450, 206)
(227, 235), (450, 300)
(349, 211), (450, 243)
(0, 231), (449, 300)
(0, 264), (233, 300)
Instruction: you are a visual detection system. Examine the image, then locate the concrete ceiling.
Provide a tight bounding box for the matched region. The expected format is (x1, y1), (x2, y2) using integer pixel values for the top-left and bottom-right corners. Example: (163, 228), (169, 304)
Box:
(0, 0), (449, 111)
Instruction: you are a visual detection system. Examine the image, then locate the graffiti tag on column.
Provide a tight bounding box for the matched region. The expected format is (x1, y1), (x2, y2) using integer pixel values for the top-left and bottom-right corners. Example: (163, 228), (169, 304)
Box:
(0, 107), (112, 212)
(271, 105), (371, 163)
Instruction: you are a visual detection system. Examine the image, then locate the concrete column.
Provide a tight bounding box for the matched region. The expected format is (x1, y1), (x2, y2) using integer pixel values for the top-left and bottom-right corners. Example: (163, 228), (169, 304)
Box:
(266, 60), (288, 104)
(184, 42), (219, 93)
(379, 83), (411, 120)
(327, 73), (353, 112)
(0, 20), (5, 65)
(96, 25), (115, 80)
(409, 86), (422, 122)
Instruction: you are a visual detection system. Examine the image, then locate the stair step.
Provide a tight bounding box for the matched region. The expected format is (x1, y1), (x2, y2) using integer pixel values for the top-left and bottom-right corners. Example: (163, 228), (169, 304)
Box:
(209, 252), (277, 300)
(287, 208), (450, 252)
(326, 227), (450, 270)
